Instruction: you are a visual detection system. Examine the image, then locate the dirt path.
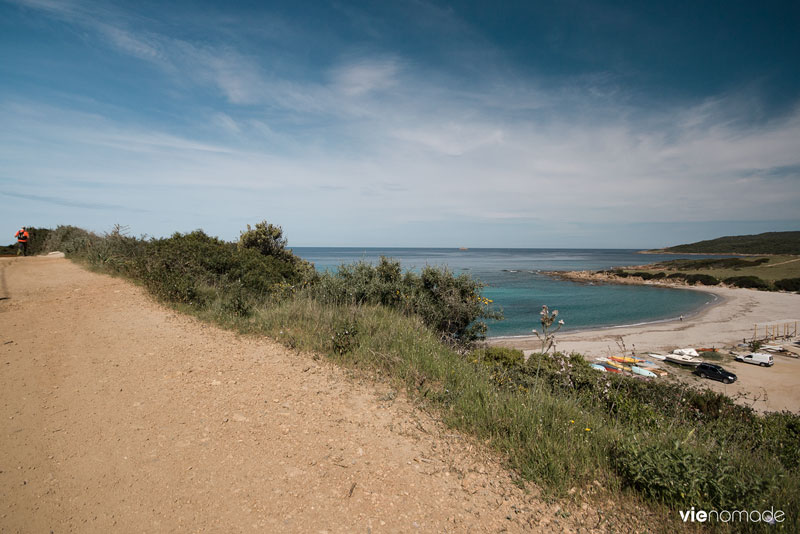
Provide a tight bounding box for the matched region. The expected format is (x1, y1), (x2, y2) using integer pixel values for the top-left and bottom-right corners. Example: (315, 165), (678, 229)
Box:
(0, 257), (637, 533)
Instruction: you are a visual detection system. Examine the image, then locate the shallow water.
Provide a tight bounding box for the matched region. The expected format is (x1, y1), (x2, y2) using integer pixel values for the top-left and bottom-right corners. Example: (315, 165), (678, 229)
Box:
(292, 248), (717, 337)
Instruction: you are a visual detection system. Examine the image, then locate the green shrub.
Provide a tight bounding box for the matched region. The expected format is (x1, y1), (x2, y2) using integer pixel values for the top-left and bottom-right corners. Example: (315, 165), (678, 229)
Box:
(723, 275), (770, 289)
(774, 278), (800, 292)
(657, 257), (770, 270)
(43, 225), (100, 255)
(133, 230), (308, 303)
(684, 273), (719, 286)
(308, 257), (501, 344)
(612, 438), (774, 509)
(475, 346), (525, 367)
(662, 272), (719, 285)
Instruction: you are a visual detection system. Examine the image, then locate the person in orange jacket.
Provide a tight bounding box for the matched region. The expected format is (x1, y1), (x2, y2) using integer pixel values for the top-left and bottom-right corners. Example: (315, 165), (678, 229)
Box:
(15, 227), (29, 256)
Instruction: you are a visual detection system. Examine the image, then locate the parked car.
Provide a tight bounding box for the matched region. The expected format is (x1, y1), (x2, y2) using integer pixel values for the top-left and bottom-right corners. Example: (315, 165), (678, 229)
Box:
(694, 363), (737, 384)
(734, 352), (774, 367)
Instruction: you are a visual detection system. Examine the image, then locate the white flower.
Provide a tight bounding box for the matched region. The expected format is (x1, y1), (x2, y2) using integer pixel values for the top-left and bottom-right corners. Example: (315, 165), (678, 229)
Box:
(552, 310), (559, 317)
(558, 319), (565, 325)
(531, 329), (538, 334)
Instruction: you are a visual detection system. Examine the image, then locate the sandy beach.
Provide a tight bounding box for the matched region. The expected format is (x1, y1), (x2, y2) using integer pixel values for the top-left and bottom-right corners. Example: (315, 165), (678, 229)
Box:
(491, 285), (800, 412)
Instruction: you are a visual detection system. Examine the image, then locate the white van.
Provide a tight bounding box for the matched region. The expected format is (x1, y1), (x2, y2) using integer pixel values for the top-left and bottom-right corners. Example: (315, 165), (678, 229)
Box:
(734, 352), (774, 367)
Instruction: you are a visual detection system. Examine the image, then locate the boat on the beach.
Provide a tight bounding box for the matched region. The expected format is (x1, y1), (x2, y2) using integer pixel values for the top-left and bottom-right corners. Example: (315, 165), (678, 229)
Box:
(594, 361), (622, 373)
(609, 355), (642, 364)
(635, 360), (668, 374)
(590, 363), (607, 372)
(631, 366), (657, 378)
(648, 353), (667, 361)
(665, 353), (702, 366)
(673, 348), (700, 358)
(604, 359), (633, 372)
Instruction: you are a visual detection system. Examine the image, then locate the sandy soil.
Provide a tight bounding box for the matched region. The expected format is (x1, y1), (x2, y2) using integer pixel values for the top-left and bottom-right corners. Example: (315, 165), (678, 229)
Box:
(491, 285), (800, 413)
(0, 256), (656, 533)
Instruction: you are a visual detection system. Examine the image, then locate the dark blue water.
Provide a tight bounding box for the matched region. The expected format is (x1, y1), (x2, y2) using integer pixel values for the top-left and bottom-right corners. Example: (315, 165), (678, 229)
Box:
(291, 248), (717, 337)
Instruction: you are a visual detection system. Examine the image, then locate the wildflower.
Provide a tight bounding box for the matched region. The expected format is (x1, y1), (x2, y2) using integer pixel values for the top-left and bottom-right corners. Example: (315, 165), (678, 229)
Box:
(585, 428), (591, 432)
(558, 319), (565, 325)
(570, 420), (575, 424)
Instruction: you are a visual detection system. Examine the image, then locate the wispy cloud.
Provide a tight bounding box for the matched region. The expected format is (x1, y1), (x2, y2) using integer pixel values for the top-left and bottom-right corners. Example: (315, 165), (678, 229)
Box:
(0, 191), (152, 212)
(330, 58), (400, 96)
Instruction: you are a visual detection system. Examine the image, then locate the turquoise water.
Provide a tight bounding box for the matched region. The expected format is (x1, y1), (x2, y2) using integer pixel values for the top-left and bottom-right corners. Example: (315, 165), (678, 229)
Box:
(291, 248), (717, 337)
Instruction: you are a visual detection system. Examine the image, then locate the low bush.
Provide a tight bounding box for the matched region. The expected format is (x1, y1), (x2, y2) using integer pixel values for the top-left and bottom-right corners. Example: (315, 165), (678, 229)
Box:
(630, 271), (668, 281)
(657, 257), (770, 270)
(308, 257), (501, 343)
(683, 273), (719, 286)
(660, 272), (719, 285)
(774, 278), (800, 292)
(723, 275), (770, 289)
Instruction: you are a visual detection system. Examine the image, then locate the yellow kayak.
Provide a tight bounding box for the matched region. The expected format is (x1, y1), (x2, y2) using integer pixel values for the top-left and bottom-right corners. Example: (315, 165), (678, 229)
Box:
(609, 355), (641, 364)
(603, 359), (632, 372)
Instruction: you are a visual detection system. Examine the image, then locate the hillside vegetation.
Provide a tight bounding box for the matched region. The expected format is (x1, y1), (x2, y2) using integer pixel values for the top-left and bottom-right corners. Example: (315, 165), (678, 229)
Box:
(654, 231), (800, 255)
(24, 223), (800, 532)
(609, 255), (800, 292)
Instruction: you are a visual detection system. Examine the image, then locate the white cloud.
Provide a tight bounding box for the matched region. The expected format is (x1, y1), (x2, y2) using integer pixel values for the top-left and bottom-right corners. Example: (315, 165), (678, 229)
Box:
(330, 58), (400, 96)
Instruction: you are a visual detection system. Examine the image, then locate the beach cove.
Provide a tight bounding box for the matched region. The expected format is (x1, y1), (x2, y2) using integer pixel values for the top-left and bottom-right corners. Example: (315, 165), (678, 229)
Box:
(490, 285), (800, 413)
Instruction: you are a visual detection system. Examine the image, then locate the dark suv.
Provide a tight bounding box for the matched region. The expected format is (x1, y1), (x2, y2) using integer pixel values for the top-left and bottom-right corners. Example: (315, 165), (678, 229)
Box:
(694, 363), (737, 384)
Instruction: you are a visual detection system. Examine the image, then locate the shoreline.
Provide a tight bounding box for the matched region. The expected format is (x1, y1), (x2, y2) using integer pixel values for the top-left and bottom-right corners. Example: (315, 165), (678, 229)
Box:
(489, 268), (726, 342)
(489, 281), (800, 413)
(487, 277), (800, 356)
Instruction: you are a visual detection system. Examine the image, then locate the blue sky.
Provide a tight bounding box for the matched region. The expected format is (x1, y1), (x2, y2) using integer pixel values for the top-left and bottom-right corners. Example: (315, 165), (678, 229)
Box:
(2, 0), (799, 248)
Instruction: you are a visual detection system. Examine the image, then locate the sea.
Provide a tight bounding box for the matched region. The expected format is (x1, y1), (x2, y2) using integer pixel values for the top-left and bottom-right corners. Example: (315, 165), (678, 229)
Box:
(291, 248), (720, 338)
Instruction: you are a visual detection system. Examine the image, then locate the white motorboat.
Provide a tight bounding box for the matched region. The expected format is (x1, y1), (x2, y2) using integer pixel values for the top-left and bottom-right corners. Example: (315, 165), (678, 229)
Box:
(665, 353), (702, 366)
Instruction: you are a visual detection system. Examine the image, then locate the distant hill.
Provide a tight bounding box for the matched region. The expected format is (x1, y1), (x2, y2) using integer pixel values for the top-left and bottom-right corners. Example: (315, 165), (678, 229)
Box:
(654, 231), (800, 255)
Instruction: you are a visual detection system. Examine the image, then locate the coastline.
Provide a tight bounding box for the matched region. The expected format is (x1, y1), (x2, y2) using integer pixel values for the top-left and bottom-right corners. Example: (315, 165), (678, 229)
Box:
(488, 282), (799, 356)
(489, 281), (800, 412)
